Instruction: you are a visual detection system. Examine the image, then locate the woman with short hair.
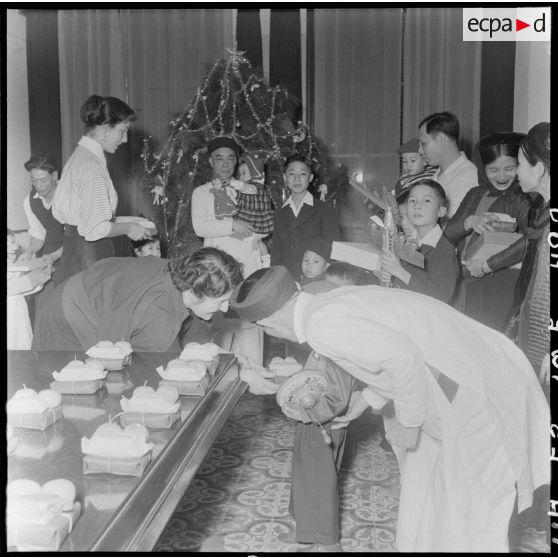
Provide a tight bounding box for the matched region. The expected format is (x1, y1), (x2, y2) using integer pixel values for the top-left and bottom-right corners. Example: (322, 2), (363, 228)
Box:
(52, 94), (152, 279)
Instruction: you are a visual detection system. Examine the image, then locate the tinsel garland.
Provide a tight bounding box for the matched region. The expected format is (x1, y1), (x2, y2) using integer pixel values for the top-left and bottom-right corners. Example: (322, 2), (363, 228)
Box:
(139, 49), (350, 258)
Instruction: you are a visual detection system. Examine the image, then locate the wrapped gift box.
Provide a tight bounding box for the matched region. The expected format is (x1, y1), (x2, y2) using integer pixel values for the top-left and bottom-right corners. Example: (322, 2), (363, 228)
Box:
(330, 241), (382, 272)
(50, 379), (105, 395)
(487, 213), (517, 233)
(6, 502), (81, 551)
(83, 452), (151, 476)
(159, 376), (209, 396)
(119, 411), (180, 429)
(463, 231), (523, 261)
(7, 406), (63, 431)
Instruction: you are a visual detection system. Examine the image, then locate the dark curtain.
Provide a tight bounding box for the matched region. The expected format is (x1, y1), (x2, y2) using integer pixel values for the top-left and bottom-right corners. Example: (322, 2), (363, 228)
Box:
(480, 42), (515, 138)
(402, 8), (482, 157)
(314, 8), (403, 241)
(237, 9), (263, 74)
(270, 9), (302, 123)
(26, 10), (62, 172)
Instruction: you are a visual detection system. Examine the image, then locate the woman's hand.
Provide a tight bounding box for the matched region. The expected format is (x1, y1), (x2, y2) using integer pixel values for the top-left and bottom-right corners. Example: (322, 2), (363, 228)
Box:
(239, 367), (279, 395)
(331, 391), (369, 429)
(462, 258), (485, 277)
(126, 223), (152, 241)
(237, 354), (278, 395)
(462, 258), (491, 278)
(464, 213), (498, 234)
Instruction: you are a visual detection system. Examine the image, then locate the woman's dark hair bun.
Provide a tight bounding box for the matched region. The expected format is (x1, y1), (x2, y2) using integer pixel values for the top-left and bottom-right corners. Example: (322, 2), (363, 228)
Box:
(79, 94), (136, 129)
(80, 94), (105, 126)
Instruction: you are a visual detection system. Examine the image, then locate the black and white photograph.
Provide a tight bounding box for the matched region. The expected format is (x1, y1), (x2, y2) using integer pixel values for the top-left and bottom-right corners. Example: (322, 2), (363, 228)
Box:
(4, 5), (552, 554)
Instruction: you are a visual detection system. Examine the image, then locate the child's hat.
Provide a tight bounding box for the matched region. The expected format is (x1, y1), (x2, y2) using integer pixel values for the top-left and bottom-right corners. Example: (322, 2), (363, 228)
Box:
(239, 153), (265, 180)
(396, 138), (421, 155)
(302, 237), (332, 262)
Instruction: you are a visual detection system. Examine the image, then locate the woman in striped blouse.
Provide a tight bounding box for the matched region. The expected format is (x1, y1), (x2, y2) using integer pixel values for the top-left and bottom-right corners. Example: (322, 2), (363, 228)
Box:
(52, 94), (152, 282)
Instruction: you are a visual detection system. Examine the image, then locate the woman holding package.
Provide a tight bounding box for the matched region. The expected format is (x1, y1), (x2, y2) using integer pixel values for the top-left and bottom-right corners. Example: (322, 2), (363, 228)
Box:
(32, 247), (243, 352)
(52, 94), (153, 281)
(444, 132), (533, 331)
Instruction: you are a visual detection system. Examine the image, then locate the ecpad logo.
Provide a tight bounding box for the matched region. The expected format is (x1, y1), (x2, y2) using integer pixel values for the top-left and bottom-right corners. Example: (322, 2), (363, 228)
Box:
(463, 7), (551, 41)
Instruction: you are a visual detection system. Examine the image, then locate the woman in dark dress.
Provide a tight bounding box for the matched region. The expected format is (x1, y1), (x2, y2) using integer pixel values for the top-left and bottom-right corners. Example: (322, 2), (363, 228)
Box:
(506, 123), (551, 375)
(32, 247), (243, 352)
(444, 132), (533, 331)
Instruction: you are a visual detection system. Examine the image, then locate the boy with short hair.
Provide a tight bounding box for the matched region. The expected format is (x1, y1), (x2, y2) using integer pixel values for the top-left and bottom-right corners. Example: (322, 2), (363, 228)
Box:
(395, 138), (436, 197)
(380, 178), (459, 303)
(270, 154), (340, 279)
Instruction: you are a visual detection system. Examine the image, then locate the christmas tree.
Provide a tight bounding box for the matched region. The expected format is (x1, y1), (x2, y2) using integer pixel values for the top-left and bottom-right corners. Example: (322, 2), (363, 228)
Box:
(140, 49), (349, 258)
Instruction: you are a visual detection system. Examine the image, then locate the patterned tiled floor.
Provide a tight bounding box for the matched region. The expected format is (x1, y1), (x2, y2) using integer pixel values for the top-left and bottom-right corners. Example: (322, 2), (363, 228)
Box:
(154, 392), (399, 553)
(154, 339), (549, 553)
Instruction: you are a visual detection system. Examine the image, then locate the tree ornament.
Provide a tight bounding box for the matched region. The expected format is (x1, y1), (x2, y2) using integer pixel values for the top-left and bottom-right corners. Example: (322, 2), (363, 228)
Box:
(292, 128), (306, 143)
(151, 185), (165, 205)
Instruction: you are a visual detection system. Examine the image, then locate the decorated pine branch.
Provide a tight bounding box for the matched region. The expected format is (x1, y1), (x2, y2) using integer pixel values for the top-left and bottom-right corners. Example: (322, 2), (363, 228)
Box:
(140, 49), (349, 258)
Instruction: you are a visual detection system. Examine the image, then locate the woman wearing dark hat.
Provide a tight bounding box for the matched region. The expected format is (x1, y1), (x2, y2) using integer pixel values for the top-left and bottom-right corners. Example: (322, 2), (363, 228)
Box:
(444, 132), (534, 331)
(52, 94), (153, 281)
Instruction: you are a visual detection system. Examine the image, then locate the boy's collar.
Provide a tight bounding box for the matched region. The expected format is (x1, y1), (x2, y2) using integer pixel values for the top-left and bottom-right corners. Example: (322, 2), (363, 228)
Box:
(418, 224), (443, 248)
